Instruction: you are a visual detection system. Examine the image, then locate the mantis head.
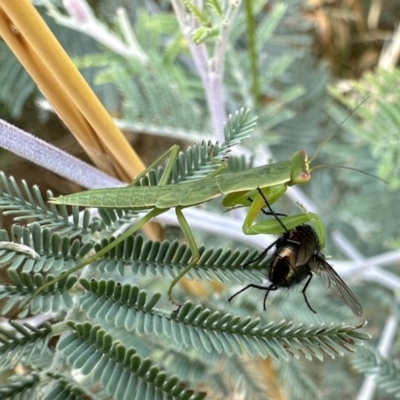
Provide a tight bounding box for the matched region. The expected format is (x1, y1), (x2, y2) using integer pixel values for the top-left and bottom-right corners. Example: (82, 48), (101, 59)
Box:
(289, 150), (311, 185)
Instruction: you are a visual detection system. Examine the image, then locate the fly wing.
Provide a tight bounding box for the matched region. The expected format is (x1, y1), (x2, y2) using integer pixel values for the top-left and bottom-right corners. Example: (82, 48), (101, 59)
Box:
(311, 254), (362, 317)
(295, 226), (318, 266)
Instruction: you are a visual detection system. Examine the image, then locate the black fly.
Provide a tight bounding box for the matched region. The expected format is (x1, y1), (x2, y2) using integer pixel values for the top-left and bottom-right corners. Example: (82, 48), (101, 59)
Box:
(228, 188), (362, 316)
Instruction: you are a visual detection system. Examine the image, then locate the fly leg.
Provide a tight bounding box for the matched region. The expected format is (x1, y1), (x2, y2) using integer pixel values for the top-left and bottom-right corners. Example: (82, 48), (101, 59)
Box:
(228, 283), (278, 311)
(301, 272), (317, 313)
(255, 187), (289, 233)
(242, 240), (279, 268)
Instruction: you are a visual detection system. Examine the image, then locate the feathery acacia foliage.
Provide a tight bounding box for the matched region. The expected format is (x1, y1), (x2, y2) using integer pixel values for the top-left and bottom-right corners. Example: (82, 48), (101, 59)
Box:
(0, 111), (369, 398)
(79, 278), (368, 360)
(58, 321), (207, 400)
(0, 0), (398, 399)
(352, 346), (400, 398)
(0, 374), (41, 400)
(0, 322), (52, 371)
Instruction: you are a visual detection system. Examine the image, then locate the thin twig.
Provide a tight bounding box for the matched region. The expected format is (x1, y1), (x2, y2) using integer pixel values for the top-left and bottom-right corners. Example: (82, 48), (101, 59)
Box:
(0, 120), (122, 189)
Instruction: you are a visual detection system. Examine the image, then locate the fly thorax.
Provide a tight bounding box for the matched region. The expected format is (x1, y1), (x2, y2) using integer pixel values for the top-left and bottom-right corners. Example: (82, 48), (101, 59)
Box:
(288, 225), (320, 264)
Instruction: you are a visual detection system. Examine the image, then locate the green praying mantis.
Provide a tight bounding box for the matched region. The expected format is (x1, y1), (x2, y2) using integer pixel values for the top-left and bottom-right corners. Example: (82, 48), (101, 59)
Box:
(27, 104), (381, 308)
(36, 145), (324, 304)
(37, 148), (321, 306)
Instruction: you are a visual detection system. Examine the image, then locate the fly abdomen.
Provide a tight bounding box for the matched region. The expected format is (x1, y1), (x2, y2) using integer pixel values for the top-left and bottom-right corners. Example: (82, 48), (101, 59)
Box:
(269, 245), (311, 288)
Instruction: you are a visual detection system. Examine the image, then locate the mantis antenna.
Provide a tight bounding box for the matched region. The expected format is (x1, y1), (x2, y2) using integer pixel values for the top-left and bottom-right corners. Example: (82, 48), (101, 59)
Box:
(308, 95), (371, 165)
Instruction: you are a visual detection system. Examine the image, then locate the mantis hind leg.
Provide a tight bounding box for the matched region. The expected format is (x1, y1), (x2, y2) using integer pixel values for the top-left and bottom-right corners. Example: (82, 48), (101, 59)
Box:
(167, 207), (201, 308)
(130, 145), (181, 186)
(19, 207), (168, 316)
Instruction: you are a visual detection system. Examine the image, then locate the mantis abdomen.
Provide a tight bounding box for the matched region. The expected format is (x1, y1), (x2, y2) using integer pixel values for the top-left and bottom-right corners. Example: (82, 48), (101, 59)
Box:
(51, 180), (222, 209)
(50, 152), (309, 210)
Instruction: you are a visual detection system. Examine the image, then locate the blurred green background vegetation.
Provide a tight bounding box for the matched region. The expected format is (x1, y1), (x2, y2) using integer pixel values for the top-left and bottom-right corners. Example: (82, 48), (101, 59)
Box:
(0, 1), (399, 399)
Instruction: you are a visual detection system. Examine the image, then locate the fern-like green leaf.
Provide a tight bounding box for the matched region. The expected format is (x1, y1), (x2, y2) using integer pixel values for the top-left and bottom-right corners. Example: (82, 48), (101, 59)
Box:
(0, 321), (52, 371)
(0, 42), (36, 117)
(0, 271), (77, 317)
(0, 173), (98, 239)
(223, 356), (267, 399)
(183, 0), (210, 25)
(131, 108), (257, 187)
(0, 223), (93, 273)
(206, 0), (223, 16)
(45, 372), (96, 400)
(88, 235), (264, 284)
(332, 68), (400, 190)
(352, 346), (400, 398)
(58, 321), (207, 400)
(0, 373), (40, 400)
(277, 359), (321, 400)
(192, 27), (219, 44)
(79, 279), (370, 360)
